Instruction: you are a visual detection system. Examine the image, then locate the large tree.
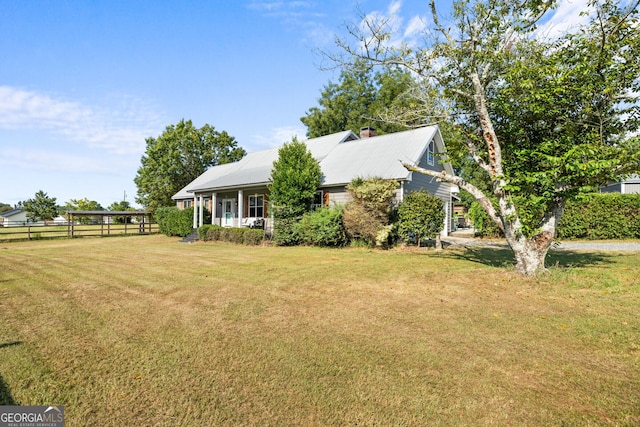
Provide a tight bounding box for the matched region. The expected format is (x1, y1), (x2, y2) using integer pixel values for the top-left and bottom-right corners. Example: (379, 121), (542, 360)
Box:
(333, 0), (640, 275)
(268, 137), (322, 245)
(23, 190), (58, 222)
(135, 119), (246, 212)
(301, 61), (417, 138)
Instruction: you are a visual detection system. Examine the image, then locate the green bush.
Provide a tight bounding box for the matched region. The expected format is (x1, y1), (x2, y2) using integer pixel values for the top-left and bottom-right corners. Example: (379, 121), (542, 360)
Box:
(468, 202), (503, 238)
(243, 229), (265, 245)
(298, 206), (347, 247)
(272, 206), (302, 246)
(197, 224), (264, 245)
(558, 193), (640, 240)
(156, 207), (194, 237)
(397, 191), (445, 246)
(198, 224), (213, 241)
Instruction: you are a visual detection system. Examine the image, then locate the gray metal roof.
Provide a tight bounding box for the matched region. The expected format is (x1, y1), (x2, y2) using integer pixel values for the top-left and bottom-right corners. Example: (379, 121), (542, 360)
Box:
(173, 126), (448, 198)
(0, 208), (24, 218)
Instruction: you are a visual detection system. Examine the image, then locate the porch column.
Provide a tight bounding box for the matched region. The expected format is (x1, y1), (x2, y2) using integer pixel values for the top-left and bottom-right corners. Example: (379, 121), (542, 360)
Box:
(238, 190), (244, 227)
(192, 196), (198, 228)
(442, 197), (450, 237)
(198, 195), (204, 227)
(211, 193), (217, 225)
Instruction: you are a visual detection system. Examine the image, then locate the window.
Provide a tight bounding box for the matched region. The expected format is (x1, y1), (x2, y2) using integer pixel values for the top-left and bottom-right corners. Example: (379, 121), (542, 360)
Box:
(248, 195), (264, 217)
(183, 200), (192, 209)
(427, 140), (434, 166)
(312, 191), (324, 210)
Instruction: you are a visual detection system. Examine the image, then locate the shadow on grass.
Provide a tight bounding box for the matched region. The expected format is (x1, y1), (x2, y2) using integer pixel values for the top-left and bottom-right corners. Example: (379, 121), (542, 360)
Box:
(0, 341), (21, 405)
(437, 246), (615, 270)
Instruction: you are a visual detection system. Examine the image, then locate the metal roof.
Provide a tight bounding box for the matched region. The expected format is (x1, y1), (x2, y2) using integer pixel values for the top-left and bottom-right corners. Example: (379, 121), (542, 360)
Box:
(0, 208), (24, 218)
(173, 126), (448, 198)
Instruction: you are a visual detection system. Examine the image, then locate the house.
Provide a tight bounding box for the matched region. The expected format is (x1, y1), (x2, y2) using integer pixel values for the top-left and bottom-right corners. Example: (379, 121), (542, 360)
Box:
(0, 208), (28, 227)
(172, 125), (458, 235)
(600, 175), (640, 194)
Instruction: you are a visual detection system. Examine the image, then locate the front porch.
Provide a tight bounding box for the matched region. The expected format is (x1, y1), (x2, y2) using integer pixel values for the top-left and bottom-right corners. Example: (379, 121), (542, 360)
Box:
(190, 187), (271, 232)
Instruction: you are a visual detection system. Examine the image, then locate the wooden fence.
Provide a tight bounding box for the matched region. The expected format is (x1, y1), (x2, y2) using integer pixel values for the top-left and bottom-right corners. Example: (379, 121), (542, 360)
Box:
(0, 221), (159, 242)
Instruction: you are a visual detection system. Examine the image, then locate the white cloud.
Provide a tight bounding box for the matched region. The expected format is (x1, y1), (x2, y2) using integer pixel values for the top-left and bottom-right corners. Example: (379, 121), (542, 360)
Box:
(404, 15), (426, 39)
(250, 125), (307, 149)
(536, 0), (593, 39)
(0, 86), (161, 155)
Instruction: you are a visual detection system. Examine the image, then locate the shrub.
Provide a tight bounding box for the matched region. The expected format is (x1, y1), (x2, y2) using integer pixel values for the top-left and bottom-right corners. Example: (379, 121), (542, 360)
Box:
(156, 206), (194, 237)
(558, 193), (640, 240)
(197, 225), (264, 245)
(298, 206), (347, 247)
(198, 224), (214, 241)
(342, 177), (399, 247)
(397, 191), (445, 246)
(468, 202), (503, 238)
(243, 229), (265, 245)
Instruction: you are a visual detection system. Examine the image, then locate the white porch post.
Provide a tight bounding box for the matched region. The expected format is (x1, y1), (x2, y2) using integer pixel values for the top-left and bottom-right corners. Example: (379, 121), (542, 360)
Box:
(237, 190), (244, 227)
(198, 195), (204, 227)
(192, 196), (198, 228)
(211, 193), (217, 225)
(442, 197), (451, 237)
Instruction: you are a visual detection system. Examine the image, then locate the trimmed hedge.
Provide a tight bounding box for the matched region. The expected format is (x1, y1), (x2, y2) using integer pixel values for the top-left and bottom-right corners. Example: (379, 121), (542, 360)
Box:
(198, 224), (264, 245)
(156, 206), (194, 237)
(467, 194), (640, 240)
(558, 193), (640, 240)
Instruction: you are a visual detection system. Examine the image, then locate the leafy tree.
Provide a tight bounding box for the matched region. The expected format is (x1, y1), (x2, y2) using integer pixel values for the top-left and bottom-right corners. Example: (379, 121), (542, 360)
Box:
(342, 177), (399, 246)
(23, 190), (58, 222)
(64, 198), (104, 224)
(135, 119), (246, 212)
(334, 0), (640, 275)
(397, 191), (445, 248)
(108, 200), (135, 224)
(0, 203), (12, 213)
(301, 61), (417, 138)
(268, 137), (323, 245)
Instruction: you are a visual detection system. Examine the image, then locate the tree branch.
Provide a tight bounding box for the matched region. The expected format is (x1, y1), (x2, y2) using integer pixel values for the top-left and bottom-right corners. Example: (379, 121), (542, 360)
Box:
(401, 161), (504, 232)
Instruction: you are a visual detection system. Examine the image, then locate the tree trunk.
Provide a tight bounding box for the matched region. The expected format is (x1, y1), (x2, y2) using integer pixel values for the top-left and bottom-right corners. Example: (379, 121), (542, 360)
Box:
(434, 233), (443, 251)
(508, 236), (552, 276)
(504, 202), (562, 276)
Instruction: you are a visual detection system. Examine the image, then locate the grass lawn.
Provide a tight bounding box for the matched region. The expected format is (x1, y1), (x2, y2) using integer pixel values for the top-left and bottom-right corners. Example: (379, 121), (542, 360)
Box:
(0, 235), (638, 426)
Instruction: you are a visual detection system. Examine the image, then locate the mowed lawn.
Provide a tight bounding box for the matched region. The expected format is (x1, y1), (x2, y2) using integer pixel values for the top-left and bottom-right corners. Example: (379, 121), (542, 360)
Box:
(0, 235), (638, 426)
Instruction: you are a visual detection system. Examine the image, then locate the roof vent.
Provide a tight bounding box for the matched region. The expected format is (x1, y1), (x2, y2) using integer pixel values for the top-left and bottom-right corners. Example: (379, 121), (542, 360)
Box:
(359, 126), (377, 139)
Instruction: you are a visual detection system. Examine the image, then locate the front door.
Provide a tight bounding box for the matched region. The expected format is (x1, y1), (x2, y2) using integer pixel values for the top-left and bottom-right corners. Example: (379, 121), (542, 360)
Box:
(223, 199), (235, 227)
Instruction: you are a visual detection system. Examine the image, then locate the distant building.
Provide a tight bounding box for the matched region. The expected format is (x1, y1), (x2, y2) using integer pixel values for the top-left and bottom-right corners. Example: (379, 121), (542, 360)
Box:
(0, 208), (28, 227)
(600, 175), (640, 194)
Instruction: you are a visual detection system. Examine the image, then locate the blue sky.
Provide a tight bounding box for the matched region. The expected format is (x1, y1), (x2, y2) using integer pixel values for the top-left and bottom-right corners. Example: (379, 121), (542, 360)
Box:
(0, 0), (588, 208)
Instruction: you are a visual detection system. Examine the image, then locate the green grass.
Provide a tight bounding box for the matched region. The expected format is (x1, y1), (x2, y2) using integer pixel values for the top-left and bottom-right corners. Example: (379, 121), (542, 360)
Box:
(0, 236), (639, 426)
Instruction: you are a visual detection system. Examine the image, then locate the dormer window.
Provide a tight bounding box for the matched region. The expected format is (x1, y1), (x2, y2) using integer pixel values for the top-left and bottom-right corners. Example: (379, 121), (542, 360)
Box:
(427, 140), (434, 166)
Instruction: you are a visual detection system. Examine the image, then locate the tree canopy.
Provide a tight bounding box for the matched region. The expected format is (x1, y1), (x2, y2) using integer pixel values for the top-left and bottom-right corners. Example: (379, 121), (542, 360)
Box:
(301, 61), (418, 138)
(333, 0), (640, 275)
(23, 190), (58, 222)
(135, 119), (246, 212)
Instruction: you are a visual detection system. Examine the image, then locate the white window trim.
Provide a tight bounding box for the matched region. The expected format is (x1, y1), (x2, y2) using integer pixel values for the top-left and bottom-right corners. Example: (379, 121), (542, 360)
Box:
(427, 140), (435, 166)
(248, 194), (265, 218)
